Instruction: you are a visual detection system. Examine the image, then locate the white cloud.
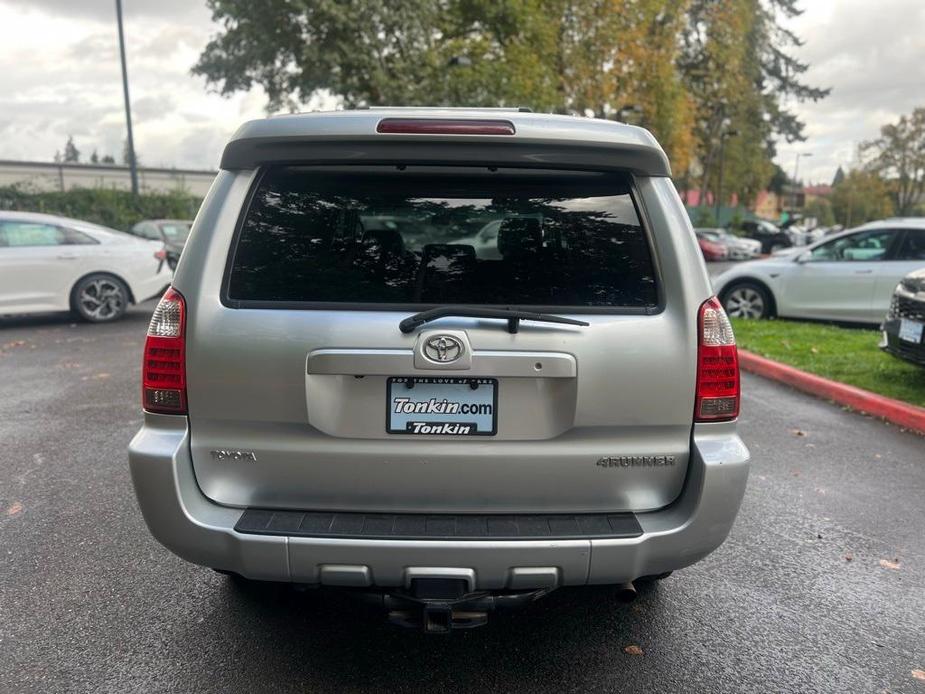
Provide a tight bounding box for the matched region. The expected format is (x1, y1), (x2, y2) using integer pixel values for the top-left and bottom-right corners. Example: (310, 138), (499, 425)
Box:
(0, 0), (269, 169)
(776, 0), (925, 184)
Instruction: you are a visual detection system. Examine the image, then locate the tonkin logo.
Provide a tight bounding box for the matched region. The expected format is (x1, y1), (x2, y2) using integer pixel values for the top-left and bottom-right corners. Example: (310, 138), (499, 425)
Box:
(423, 335), (464, 363)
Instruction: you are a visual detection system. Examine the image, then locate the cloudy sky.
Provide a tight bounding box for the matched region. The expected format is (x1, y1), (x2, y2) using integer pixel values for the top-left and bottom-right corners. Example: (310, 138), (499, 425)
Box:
(0, 0), (923, 182)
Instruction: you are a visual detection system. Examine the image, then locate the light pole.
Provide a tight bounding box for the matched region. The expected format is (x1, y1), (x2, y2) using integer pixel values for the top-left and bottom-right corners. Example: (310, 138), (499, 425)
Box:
(790, 152), (812, 212)
(714, 128), (738, 225)
(116, 0), (138, 195)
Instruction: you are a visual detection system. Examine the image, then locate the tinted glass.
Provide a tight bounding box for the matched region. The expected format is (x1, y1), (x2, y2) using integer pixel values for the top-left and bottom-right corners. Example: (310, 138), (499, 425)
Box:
(895, 229), (925, 261)
(810, 229), (895, 262)
(62, 228), (98, 245)
(228, 167), (657, 307)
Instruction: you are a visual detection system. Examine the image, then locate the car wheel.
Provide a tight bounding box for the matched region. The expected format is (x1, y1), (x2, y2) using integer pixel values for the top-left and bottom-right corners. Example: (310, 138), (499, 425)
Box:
(72, 274), (129, 323)
(723, 282), (771, 319)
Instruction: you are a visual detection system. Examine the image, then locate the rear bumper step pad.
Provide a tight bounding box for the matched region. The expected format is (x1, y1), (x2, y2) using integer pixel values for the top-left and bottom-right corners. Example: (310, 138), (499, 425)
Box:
(235, 509), (642, 541)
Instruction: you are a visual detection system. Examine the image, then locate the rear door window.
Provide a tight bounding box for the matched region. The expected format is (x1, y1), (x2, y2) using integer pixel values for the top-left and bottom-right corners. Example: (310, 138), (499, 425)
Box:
(0, 221), (66, 247)
(226, 166), (658, 308)
(894, 229), (925, 261)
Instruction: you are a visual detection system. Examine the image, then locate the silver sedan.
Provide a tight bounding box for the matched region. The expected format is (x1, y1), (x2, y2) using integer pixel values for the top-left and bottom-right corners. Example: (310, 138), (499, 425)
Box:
(713, 219), (925, 324)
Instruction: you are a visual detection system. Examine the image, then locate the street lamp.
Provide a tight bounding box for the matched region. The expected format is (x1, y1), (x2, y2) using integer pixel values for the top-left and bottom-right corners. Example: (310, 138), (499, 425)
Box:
(116, 0), (138, 195)
(714, 128), (739, 225)
(790, 152), (812, 212)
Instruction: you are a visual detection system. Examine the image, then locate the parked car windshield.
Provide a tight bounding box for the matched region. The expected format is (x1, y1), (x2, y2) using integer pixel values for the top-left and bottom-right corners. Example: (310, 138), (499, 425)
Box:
(158, 222), (190, 242)
(227, 166), (658, 308)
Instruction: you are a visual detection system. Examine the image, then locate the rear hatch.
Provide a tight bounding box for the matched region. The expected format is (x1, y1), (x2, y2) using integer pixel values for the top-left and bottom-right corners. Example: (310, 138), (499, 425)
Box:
(185, 144), (698, 514)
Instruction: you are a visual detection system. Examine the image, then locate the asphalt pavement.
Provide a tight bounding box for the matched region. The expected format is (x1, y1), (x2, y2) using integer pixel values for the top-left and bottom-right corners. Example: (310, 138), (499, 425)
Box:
(1, 303), (923, 693)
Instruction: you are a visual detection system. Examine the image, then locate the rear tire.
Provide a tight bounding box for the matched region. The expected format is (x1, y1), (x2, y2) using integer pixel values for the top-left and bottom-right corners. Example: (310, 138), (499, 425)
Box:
(71, 273), (129, 323)
(722, 282), (771, 319)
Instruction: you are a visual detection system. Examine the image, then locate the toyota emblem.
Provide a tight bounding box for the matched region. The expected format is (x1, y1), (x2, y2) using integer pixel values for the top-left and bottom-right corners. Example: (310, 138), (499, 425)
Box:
(423, 335), (464, 363)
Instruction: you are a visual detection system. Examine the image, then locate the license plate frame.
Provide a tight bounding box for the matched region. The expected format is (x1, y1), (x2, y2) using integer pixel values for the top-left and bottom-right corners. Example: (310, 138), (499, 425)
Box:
(899, 318), (924, 344)
(386, 376), (498, 436)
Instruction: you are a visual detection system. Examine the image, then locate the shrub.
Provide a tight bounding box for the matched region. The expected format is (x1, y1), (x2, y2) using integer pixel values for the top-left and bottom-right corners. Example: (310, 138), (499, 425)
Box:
(0, 185), (203, 231)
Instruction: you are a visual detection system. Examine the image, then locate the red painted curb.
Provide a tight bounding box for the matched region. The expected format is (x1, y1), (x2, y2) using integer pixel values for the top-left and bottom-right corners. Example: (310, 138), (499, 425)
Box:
(738, 349), (925, 435)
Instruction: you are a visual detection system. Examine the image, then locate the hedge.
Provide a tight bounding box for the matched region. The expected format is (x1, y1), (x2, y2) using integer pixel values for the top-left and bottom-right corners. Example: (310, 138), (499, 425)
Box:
(0, 186), (203, 231)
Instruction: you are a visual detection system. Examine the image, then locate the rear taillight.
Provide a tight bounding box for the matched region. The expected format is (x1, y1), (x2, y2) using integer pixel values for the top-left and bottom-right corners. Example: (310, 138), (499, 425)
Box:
(376, 118), (516, 135)
(142, 287), (186, 414)
(695, 296), (739, 422)
(154, 247), (167, 261)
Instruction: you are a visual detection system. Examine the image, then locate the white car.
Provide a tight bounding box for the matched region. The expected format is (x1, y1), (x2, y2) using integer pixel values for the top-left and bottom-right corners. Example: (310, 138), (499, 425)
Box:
(714, 218), (925, 324)
(0, 211), (172, 322)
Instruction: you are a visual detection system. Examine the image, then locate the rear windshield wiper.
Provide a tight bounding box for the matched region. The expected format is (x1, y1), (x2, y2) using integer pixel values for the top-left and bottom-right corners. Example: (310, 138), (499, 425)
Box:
(399, 307), (590, 334)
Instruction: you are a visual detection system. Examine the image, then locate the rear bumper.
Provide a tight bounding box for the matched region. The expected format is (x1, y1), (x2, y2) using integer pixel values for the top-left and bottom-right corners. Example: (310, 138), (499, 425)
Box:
(129, 415), (750, 588)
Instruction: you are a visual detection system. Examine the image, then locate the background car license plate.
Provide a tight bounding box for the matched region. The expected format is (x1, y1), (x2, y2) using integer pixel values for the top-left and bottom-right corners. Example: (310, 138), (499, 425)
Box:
(899, 319), (924, 344)
(387, 377), (497, 435)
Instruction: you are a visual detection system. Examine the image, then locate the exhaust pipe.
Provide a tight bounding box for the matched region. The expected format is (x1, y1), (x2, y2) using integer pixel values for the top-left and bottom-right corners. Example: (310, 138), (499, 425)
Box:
(615, 582), (637, 603)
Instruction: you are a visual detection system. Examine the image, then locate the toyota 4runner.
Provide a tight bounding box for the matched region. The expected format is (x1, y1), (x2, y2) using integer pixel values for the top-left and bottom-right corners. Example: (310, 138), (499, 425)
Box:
(129, 108), (749, 632)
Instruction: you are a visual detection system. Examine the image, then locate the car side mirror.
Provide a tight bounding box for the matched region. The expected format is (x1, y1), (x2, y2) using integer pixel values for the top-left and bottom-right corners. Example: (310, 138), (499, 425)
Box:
(795, 252), (812, 264)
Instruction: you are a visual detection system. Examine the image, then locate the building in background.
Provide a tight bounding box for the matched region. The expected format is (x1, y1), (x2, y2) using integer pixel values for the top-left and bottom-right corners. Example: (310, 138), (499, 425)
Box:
(752, 190), (782, 220)
(0, 160), (216, 197)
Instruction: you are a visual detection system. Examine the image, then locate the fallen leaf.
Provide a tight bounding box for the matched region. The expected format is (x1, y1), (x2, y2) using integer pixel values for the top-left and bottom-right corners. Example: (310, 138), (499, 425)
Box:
(624, 645), (644, 656)
(879, 559), (901, 571)
(844, 554), (853, 562)
(6, 501), (23, 516)
(790, 429), (807, 437)
(912, 669), (925, 681)
(810, 346), (819, 354)
(93, 373), (111, 380)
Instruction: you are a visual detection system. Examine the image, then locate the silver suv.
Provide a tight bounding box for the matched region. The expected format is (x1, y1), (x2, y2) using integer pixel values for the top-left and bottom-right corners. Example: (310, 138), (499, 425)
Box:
(129, 108), (749, 631)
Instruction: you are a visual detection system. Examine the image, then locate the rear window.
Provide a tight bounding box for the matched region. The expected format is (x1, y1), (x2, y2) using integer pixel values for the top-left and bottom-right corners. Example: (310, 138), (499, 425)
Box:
(226, 166), (658, 308)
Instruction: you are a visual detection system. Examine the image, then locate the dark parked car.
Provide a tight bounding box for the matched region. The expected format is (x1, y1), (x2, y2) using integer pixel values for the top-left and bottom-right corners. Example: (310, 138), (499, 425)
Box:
(881, 267), (925, 366)
(736, 220), (792, 254)
(129, 219), (192, 269)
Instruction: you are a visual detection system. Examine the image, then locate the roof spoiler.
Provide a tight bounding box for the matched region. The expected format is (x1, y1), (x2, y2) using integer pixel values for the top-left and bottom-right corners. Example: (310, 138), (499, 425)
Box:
(220, 112), (671, 176)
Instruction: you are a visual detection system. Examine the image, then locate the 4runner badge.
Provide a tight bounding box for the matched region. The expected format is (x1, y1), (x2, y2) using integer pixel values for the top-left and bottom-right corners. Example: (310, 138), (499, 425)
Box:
(597, 455), (676, 468)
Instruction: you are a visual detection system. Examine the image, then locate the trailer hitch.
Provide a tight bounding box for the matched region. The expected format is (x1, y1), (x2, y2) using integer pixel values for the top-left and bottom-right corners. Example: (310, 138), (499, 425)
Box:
(356, 579), (554, 633)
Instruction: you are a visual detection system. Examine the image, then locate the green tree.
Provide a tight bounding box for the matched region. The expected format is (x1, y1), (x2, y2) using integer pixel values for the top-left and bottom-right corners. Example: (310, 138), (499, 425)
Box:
(804, 197), (834, 226)
(193, 0), (824, 191)
(193, 0), (699, 170)
(63, 136), (80, 163)
(680, 0), (828, 206)
(830, 170), (894, 227)
(861, 107), (925, 216)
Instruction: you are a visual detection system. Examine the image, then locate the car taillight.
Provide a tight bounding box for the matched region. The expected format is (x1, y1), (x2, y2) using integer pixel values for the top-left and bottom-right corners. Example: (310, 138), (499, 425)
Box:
(142, 287), (186, 414)
(695, 296), (739, 422)
(154, 247), (167, 261)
